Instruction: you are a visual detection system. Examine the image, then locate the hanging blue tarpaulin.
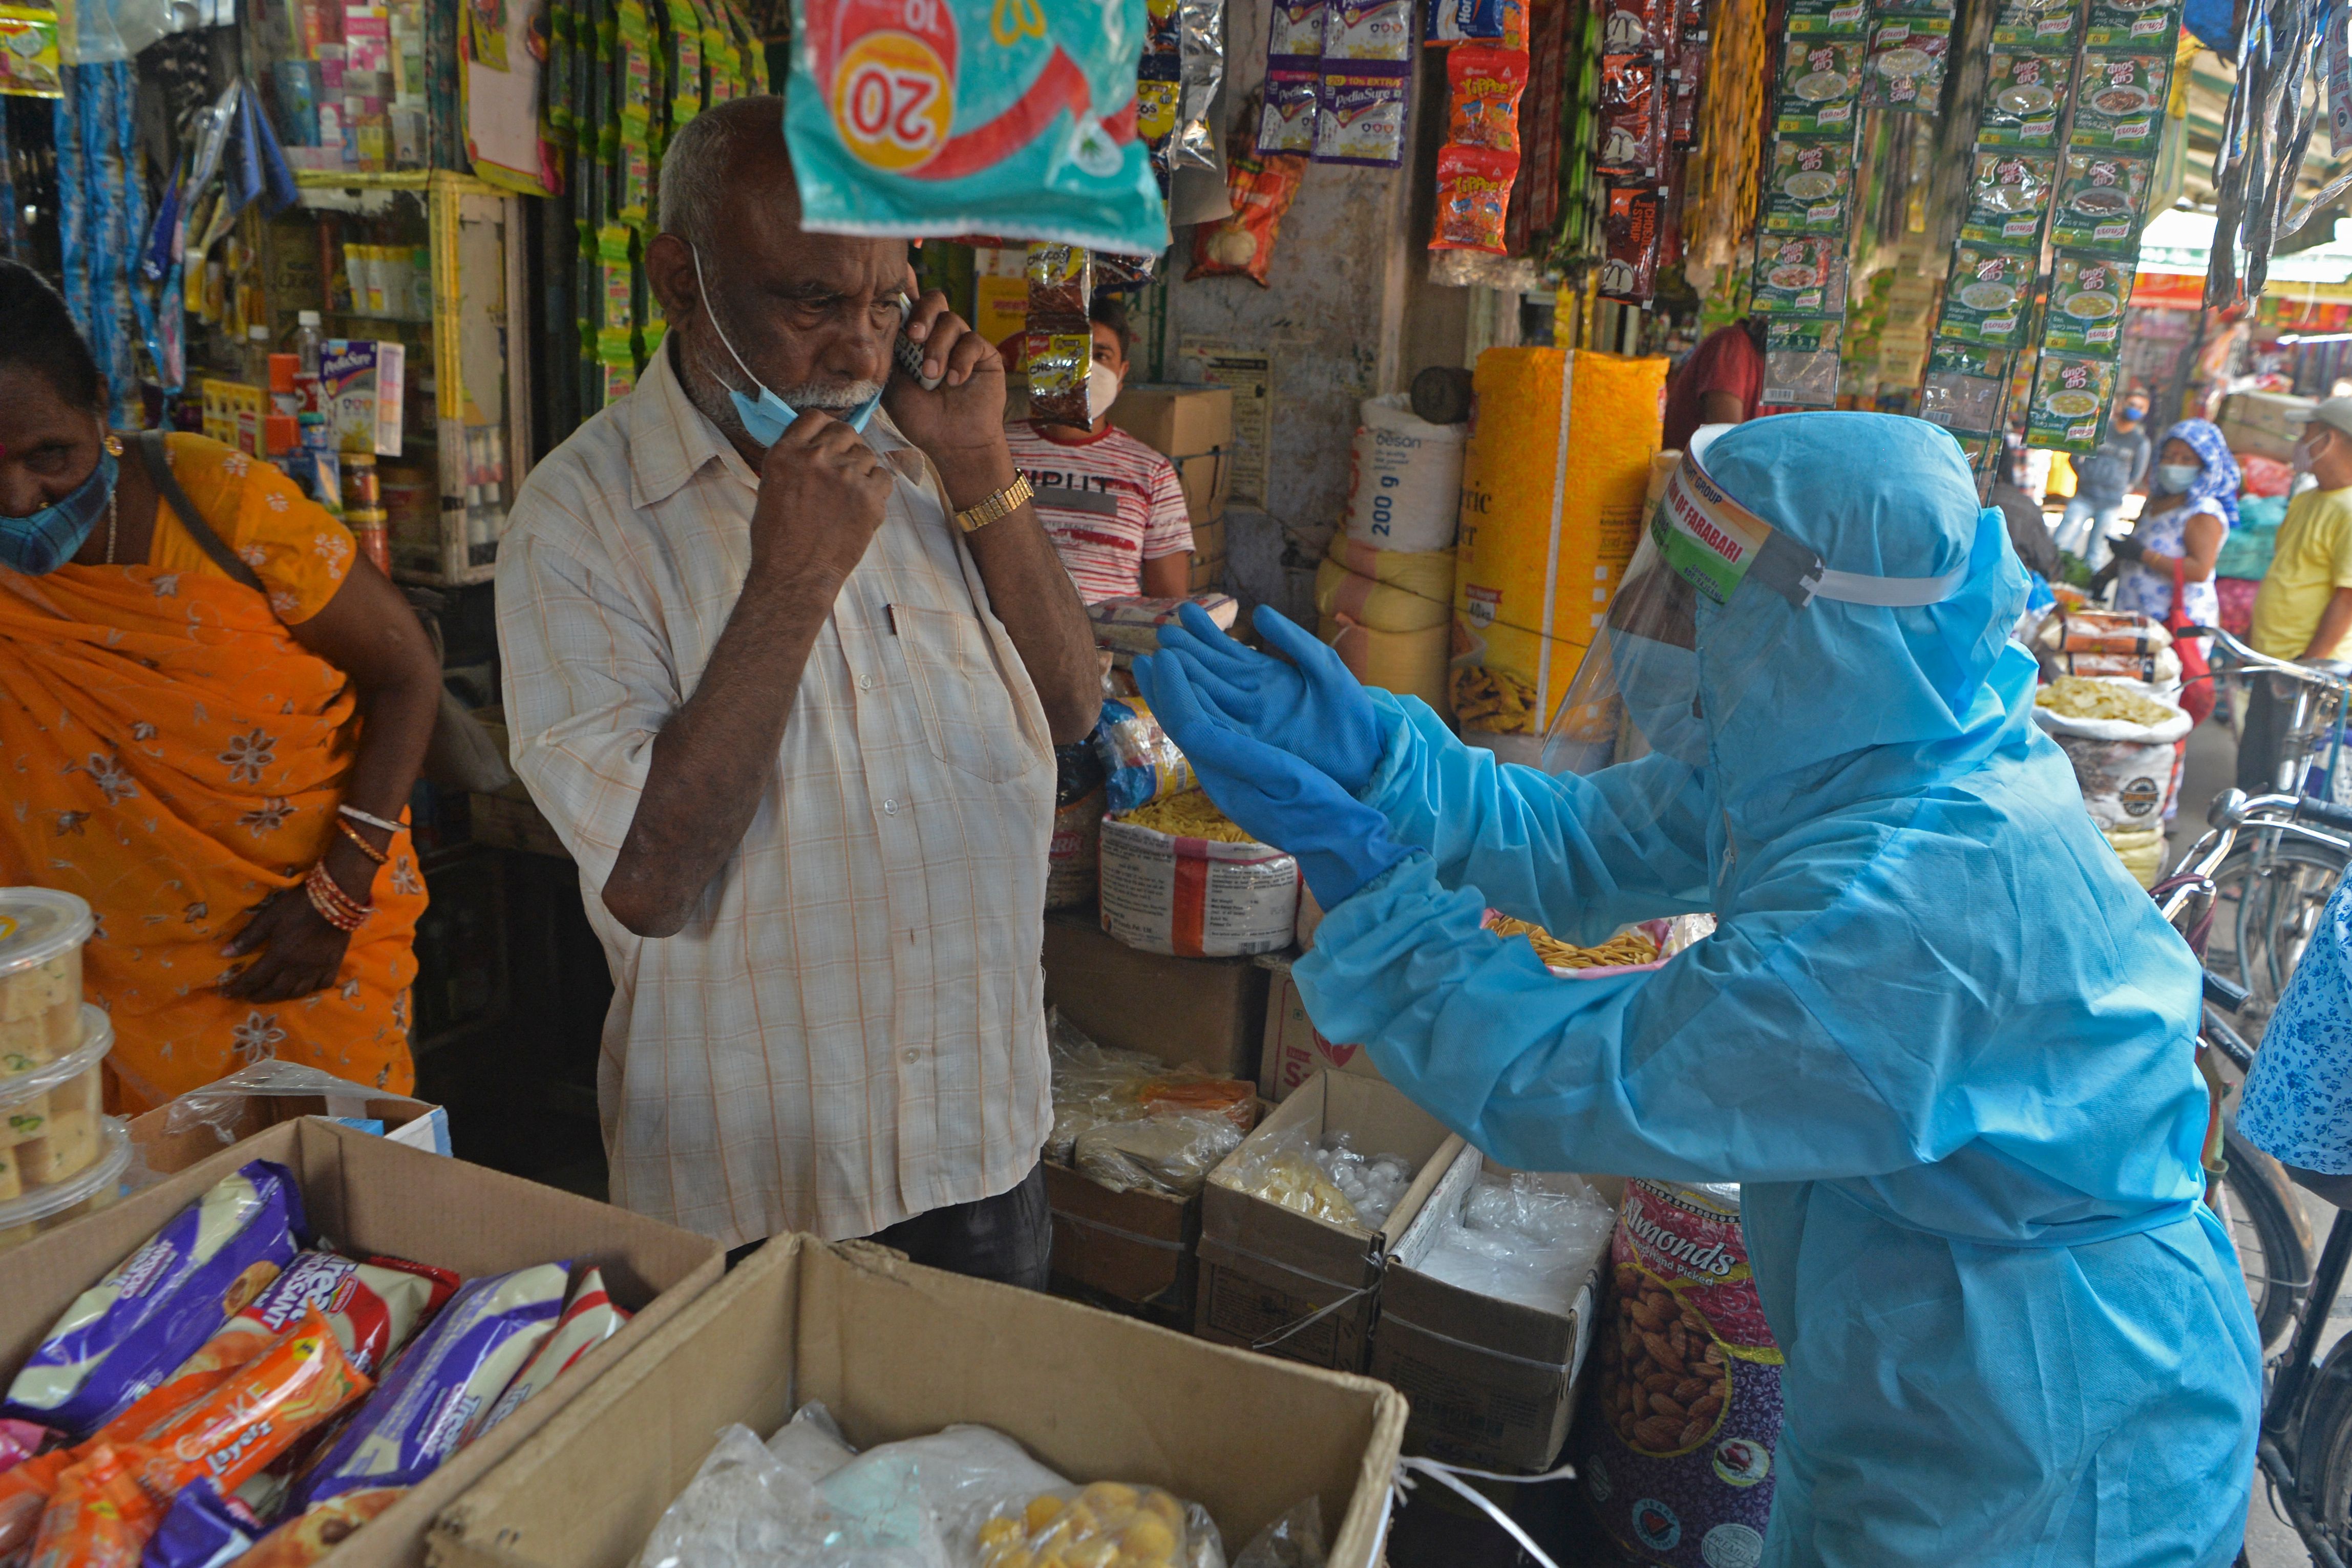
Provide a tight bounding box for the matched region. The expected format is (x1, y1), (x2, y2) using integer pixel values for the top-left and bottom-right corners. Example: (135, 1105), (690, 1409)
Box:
(2185, 0), (2239, 54)
(54, 61), (147, 429)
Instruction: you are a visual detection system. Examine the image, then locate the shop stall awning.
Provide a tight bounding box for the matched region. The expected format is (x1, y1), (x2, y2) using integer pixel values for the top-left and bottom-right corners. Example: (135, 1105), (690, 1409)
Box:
(2134, 208), (2352, 292)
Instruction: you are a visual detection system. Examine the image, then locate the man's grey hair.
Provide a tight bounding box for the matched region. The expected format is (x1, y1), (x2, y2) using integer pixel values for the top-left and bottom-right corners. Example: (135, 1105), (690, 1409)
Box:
(657, 95), (786, 255)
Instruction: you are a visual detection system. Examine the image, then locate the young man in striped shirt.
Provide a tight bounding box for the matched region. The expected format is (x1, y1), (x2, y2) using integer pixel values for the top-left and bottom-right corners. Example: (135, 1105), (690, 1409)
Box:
(1005, 295), (1195, 604)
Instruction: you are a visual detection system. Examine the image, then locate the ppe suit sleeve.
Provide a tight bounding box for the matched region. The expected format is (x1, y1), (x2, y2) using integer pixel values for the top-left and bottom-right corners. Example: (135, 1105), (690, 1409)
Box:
(1296, 853), (1918, 1183)
(1355, 692), (1714, 943)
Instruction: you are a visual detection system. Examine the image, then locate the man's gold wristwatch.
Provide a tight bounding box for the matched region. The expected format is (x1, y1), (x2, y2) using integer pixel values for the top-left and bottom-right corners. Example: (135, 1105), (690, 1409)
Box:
(953, 473), (1033, 535)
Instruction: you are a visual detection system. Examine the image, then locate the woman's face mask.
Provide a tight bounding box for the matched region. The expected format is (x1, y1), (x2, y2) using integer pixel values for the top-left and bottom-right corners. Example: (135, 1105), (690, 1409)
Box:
(2155, 461), (2201, 494)
(0, 447), (114, 576)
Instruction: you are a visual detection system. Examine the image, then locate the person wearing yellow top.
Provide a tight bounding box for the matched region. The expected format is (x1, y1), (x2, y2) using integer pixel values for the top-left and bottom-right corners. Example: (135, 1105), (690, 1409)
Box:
(2243, 396), (2352, 794)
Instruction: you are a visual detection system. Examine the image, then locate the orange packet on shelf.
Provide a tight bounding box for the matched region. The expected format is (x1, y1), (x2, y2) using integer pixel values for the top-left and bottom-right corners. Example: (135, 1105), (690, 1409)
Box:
(0, 1448), (71, 1558)
(1447, 44), (1531, 153)
(123, 1305), (372, 1501)
(1139, 1076), (1258, 1132)
(25, 1445), (165, 1568)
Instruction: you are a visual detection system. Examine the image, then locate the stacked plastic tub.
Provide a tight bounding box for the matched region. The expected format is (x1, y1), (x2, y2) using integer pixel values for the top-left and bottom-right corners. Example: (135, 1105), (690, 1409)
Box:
(0, 888), (126, 1251)
(1317, 395), (1465, 709)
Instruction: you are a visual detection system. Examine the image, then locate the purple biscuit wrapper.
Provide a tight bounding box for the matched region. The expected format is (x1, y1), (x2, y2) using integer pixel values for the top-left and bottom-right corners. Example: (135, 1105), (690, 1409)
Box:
(2, 1160), (305, 1438)
(288, 1262), (569, 1511)
(140, 1478), (264, 1568)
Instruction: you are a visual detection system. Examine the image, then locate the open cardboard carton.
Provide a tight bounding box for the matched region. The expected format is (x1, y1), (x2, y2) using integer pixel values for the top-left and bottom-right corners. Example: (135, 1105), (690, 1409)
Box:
(1371, 1148), (1624, 1472)
(1195, 1071), (1463, 1372)
(429, 1234), (1408, 1568)
(129, 1086), (450, 1176)
(0, 1118), (722, 1568)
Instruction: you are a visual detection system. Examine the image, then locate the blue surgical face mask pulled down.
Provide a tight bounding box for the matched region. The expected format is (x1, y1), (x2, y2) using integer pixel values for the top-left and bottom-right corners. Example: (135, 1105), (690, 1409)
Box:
(0, 448), (116, 576)
(690, 246), (888, 444)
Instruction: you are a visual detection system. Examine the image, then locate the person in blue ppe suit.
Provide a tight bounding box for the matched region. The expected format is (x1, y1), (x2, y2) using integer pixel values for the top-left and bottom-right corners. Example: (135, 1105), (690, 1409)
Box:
(1135, 412), (2258, 1565)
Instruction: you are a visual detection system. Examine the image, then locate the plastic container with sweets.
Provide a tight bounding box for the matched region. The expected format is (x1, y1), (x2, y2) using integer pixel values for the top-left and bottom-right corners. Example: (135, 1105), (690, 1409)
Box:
(0, 1115), (129, 1253)
(0, 888), (94, 1072)
(1, 1004), (114, 1198)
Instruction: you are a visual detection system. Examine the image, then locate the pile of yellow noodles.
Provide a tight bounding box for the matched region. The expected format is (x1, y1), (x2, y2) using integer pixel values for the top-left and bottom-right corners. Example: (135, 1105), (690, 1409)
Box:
(1489, 915), (1659, 969)
(1116, 789), (1261, 844)
(2034, 674), (2179, 728)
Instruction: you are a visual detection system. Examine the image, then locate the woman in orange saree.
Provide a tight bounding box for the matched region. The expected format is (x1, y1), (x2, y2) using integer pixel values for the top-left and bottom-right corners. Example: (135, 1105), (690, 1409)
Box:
(0, 262), (441, 1111)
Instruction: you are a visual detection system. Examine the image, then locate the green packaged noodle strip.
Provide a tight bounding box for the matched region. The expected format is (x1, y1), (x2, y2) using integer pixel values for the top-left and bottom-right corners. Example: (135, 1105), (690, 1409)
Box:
(2084, 0), (2180, 49)
(1921, 345), (2011, 435)
(2026, 353), (2119, 451)
(1762, 138), (1856, 234)
(1993, 0), (2077, 46)
(1777, 38), (1866, 136)
(1763, 319), (1842, 407)
(2068, 51), (2170, 151)
(1978, 49), (2069, 146)
(2044, 251), (2135, 354)
(1751, 234), (1850, 315)
(1864, 15), (1949, 111)
(1958, 149), (2056, 249)
(667, 0), (703, 124)
(2047, 150), (2152, 252)
(1935, 244), (2035, 348)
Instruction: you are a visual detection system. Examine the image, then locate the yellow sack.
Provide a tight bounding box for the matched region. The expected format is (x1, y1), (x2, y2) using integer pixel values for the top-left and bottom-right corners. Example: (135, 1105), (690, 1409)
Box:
(1320, 615), (1450, 709)
(1315, 533), (1456, 634)
(1451, 349), (1666, 734)
(2103, 824), (2165, 890)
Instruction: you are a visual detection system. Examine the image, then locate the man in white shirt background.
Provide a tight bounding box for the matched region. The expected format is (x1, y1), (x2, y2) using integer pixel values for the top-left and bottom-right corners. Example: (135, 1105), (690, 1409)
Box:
(495, 97), (1098, 1285)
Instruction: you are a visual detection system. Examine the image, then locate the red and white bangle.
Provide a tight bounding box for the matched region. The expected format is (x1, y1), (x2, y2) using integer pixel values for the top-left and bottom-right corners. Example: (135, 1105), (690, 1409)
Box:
(304, 861), (372, 933)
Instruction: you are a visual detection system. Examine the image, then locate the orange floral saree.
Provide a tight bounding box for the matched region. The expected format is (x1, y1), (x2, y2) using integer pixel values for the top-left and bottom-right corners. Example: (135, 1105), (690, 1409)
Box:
(0, 560), (423, 1111)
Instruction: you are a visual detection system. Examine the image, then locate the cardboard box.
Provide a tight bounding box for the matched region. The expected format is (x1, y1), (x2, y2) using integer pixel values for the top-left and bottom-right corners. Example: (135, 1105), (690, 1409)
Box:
(1188, 553), (1226, 593)
(1043, 1159), (1197, 1322)
(1040, 907), (1269, 1082)
(1195, 1071), (1463, 1372)
(1257, 954), (1388, 1103)
(1175, 448), (1231, 525)
(1, 1118), (722, 1568)
(1190, 517), (1226, 565)
(2220, 389), (2317, 459)
(1110, 383), (1234, 460)
(1371, 1148), (1621, 1472)
(129, 1086), (450, 1176)
(429, 1235), (1407, 1568)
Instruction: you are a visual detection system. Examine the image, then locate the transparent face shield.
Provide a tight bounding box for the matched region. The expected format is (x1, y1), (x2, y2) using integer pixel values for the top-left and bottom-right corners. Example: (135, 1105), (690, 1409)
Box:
(1538, 453), (1974, 804)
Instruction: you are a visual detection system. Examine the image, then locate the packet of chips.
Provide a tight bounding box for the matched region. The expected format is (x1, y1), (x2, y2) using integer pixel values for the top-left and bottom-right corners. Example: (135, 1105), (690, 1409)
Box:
(120, 1306), (372, 1502)
(1432, 145), (1518, 253)
(471, 1269), (632, 1439)
(4, 1161), (304, 1439)
(1596, 53), (1661, 178)
(27, 1445), (164, 1568)
(1597, 186), (1662, 301)
(783, 0), (1168, 256)
(285, 1263), (569, 1514)
(1447, 44), (1530, 153)
(1093, 697), (1197, 814)
(0, 1447), (70, 1557)
(1189, 138), (1307, 283)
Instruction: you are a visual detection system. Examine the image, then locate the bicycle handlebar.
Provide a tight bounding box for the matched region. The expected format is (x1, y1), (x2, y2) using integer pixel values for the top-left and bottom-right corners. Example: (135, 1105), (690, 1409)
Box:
(2300, 795), (2352, 834)
(2205, 970), (2251, 1013)
(2183, 625), (2352, 694)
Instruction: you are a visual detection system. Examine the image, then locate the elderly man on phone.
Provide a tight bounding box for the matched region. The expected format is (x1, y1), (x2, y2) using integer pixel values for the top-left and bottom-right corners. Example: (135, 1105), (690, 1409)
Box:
(496, 96), (1098, 1284)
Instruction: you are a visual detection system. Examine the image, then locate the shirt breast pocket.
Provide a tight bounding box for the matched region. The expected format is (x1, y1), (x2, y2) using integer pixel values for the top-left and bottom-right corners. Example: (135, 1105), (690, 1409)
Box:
(889, 603), (1047, 785)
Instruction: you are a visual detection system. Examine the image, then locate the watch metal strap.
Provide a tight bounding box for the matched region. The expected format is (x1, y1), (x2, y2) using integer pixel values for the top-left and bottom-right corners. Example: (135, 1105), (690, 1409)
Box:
(955, 472), (1034, 534)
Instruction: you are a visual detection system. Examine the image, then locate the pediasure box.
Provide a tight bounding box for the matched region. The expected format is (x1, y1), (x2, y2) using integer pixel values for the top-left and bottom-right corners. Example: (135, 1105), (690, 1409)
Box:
(323, 338), (406, 456)
(1371, 1149), (1622, 1473)
(0, 1118), (722, 1568)
(1194, 1071), (1462, 1373)
(429, 1235), (1409, 1568)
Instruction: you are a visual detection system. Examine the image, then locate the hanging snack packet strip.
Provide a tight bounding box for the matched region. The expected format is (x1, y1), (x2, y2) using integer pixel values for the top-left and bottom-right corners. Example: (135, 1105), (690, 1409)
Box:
(1431, 145), (1519, 253)
(1025, 244), (1093, 428)
(783, 0), (1168, 255)
(283, 1263), (570, 1516)
(471, 1269), (632, 1439)
(3, 1161), (304, 1439)
(1446, 44), (1531, 153)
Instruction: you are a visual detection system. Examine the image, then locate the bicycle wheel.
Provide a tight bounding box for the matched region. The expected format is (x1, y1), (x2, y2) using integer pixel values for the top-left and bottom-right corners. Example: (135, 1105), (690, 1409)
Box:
(2216, 1126), (2314, 1349)
(2203, 838), (2349, 1038)
(2290, 1332), (2352, 1549)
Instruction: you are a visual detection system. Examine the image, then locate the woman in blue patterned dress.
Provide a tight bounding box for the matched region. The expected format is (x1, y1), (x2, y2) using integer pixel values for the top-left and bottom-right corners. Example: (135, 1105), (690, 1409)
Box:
(2105, 418), (2235, 634)
(2241, 869), (2352, 1205)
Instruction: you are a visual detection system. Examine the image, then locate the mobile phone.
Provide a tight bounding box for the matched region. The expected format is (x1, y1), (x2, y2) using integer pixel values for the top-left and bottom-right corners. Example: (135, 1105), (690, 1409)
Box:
(893, 295), (943, 390)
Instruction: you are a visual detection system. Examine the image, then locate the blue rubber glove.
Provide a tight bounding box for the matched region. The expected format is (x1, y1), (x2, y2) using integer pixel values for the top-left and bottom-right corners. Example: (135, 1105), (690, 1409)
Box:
(1136, 648), (1414, 908)
(1142, 602), (1387, 797)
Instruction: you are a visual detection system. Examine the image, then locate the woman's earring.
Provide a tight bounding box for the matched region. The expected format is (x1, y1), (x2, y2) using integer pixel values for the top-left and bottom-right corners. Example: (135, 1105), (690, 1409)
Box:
(103, 433), (124, 457)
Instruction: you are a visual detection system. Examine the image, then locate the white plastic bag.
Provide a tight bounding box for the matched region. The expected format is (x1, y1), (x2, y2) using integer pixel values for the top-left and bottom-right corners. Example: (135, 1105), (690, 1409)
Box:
(635, 1425), (944, 1568)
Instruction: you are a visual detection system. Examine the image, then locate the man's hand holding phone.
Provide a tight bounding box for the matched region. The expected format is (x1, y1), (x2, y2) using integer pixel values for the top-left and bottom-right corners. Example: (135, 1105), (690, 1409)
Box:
(885, 282), (1021, 510)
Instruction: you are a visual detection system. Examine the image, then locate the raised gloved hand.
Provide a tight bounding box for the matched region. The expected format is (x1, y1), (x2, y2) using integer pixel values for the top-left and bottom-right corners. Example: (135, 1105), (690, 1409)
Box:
(2107, 536), (2147, 565)
(1135, 649), (1413, 908)
(1141, 602), (1387, 797)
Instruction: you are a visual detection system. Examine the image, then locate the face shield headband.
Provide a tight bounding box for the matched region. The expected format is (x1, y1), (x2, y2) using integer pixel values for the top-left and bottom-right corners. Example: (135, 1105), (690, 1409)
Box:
(1657, 454), (1974, 613)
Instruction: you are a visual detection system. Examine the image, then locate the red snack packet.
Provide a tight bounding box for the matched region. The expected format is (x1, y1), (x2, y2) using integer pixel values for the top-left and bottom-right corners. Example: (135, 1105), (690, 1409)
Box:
(1446, 44), (1531, 153)
(0, 1420), (52, 1476)
(1597, 54), (1662, 178)
(25, 1445), (164, 1568)
(1670, 40), (1705, 146)
(0, 1449), (72, 1558)
(1598, 186), (1662, 302)
(1602, 0), (1666, 50)
(122, 1306), (373, 1501)
(1189, 144), (1308, 285)
(1431, 145), (1520, 252)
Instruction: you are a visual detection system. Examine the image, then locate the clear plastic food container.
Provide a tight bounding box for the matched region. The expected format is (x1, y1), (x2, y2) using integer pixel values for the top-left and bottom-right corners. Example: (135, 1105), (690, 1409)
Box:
(1, 1003), (113, 1199)
(0, 887), (94, 1073)
(0, 1115), (128, 1254)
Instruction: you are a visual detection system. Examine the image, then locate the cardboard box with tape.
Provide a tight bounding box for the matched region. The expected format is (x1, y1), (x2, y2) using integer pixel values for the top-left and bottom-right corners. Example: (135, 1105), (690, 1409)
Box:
(1195, 1071), (1461, 1372)
(429, 1234), (1407, 1568)
(1111, 384), (1233, 530)
(1257, 953), (1388, 1103)
(1041, 907), (1268, 1082)
(1372, 1148), (1621, 1472)
(0, 1118), (721, 1568)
